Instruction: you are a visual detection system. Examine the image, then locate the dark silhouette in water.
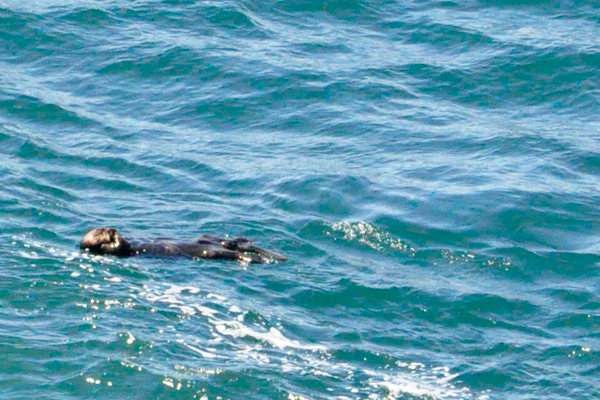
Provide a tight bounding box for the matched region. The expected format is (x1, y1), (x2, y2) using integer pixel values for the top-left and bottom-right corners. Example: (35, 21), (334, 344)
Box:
(80, 227), (288, 263)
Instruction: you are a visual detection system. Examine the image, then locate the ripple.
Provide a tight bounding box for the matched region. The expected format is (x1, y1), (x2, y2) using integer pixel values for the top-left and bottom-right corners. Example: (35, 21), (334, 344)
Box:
(59, 8), (115, 27)
(98, 46), (201, 78)
(1, 95), (94, 126)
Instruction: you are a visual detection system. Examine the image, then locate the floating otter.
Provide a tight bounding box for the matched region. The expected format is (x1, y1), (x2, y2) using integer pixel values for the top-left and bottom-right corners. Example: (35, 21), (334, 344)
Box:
(80, 227), (288, 263)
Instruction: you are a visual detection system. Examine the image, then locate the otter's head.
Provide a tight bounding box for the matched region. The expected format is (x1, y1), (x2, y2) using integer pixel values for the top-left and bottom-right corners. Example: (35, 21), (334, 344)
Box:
(80, 227), (132, 256)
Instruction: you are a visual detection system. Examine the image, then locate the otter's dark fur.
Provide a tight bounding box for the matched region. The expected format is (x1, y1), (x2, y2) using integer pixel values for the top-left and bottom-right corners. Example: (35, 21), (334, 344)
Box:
(80, 227), (287, 263)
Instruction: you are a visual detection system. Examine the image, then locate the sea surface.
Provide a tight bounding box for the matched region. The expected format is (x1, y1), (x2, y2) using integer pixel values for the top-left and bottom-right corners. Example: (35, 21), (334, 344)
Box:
(1, 0), (599, 399)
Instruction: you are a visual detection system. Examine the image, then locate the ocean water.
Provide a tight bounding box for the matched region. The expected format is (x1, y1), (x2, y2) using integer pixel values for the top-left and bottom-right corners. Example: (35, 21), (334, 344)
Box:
(0, 0), (599, 398)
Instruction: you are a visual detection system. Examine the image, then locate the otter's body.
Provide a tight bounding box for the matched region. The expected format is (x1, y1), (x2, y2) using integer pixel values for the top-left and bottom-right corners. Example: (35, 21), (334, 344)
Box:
(80, 228), (287, 263)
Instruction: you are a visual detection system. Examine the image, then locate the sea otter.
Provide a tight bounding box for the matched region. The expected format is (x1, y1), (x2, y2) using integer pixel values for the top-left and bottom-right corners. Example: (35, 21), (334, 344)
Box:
(80, 227), (288, 263)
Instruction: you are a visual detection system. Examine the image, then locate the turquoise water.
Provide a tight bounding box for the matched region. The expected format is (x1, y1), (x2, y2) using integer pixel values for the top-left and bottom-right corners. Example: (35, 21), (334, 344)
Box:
(1, 0), (599, 398)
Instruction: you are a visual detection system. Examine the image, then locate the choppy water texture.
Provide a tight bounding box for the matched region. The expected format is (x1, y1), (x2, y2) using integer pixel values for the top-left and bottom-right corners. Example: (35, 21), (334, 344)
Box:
(1, 0), (599, 399)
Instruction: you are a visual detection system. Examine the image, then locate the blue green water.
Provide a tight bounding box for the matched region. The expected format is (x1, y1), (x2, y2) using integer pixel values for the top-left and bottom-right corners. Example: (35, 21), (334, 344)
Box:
(1, 0), (599, 399)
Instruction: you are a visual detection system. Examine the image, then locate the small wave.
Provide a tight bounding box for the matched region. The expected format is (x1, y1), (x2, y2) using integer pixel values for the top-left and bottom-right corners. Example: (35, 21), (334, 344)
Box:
(97, 47), (200, 78)
(1, 94), (94, 126)
(366, 365), (483, 400)
(204, 4), (264, 32)
(330, 220), (416, 254)
(325, 220), (519, 274)
(58, 8), (114, 27)
(129, 281), (483, 399)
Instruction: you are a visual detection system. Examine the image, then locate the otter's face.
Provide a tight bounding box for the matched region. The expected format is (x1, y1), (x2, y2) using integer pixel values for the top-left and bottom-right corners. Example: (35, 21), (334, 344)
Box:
(80, 227), (132, 256)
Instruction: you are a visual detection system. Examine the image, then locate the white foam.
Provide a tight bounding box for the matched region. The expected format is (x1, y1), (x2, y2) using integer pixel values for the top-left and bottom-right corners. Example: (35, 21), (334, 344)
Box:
(207, 293), (227, 301)
(215, 323), (326, 351)
(195, 305), (218, 317)
(174, 305), (196, 315)
(366, 367), (472, 400)
(185, 343), (223, 359)
(165, 285), (200, 295)
(130, 282), (481, 400)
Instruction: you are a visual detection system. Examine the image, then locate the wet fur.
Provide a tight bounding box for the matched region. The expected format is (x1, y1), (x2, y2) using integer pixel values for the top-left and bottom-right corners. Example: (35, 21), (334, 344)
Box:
(80, 227), (288, 263)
